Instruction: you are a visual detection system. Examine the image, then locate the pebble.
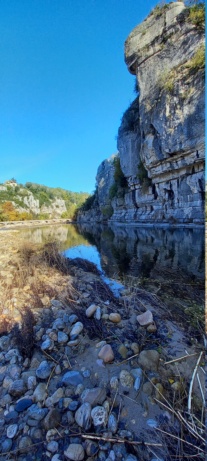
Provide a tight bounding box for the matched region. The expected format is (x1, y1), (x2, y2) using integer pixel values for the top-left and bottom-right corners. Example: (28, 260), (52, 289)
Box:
(1, 438), (12, 452)
(119, 370), (134, 388)
(82, 369), (90, 378)
(70, 321), (83, 337)
(98, 344), (114, 363)
(36, 360), (51, 380)
(118, 344), (128, 359)
(155, 383), (165, 401)
(91, 406), (107, 426)
(52, 455), (61, 461)
(108, 413), (118, 433)
(33, 382), (47, 402)
(43, 408), (61, 430)
(147, 419), (158, 428)
(28, 375), (36, 390)
(0, 335), (10, 351)
(57, 331), (68, 344)
(27, 404), (48, 421)
(143, 382), (153, 396)
(68, 400), (79, 411)
(8, 364), (21, 379)
(109, 313), (121, 323)
(96, 340), (107, 348)
(41, 338), (54, 351)
(85, 439), (99, 456)
(9, 379), (26, 397)
(45, 388), (64, 407)
(94, 306), (101, 320)
(137, 310), (153, 326)
(138, 350), (160, 371)
(5, 410), (19, 423)
(64, 443), (85, 461)
(147, 322), (157, 333)
(7, 423), (18, 438)
(47, 441), (59, 453)
(18, 436), (32, 451)
(110, 376), (119, 390)
(81, 387), (106, 406)
(75, 402), (91, 429)
(125, 455), (139, 461)
(86, 304), (98, 317)
(53, 318), (65, 330)
(15, 398), (33, 412)
(69, 314), (78, 324)
(61, 370), (83, 386)
(131, 342), (139, 354)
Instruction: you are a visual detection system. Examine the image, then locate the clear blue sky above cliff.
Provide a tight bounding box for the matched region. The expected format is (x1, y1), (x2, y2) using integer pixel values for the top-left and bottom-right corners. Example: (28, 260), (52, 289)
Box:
(1, 0), (172, 193)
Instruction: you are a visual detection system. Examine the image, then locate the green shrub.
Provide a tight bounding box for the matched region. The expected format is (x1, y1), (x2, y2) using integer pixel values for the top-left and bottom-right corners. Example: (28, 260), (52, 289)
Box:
(101, 205), (113, 219)
(137, 160), (152, 189)
(153, 3), (170, 18)
(113, 158), (128, 188)
(80, 193), (96, 211)
(185, 44), (205, 73)
(187, 3), (205, 29)
(109, 183), (118, 199)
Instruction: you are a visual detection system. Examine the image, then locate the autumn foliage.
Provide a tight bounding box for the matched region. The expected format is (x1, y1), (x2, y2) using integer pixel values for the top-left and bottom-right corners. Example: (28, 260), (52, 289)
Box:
(0, 201), (33, 222)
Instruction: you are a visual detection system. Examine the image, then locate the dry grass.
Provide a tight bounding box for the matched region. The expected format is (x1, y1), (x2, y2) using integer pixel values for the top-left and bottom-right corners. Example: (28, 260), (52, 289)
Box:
(0, 239), (75, 334)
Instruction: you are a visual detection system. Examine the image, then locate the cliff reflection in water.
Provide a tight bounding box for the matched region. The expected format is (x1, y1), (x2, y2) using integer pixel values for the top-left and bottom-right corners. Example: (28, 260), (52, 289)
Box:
(76, 223), (204, 283)
(21, 223), (204, 288)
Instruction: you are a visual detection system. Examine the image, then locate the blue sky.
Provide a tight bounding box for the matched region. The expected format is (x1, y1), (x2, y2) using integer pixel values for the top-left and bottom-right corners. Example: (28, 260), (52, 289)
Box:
(1, 0), (169, 193)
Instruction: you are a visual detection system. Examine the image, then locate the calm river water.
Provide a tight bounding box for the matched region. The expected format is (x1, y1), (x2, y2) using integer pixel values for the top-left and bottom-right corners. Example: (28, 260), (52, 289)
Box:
(20, 223), (204, 308)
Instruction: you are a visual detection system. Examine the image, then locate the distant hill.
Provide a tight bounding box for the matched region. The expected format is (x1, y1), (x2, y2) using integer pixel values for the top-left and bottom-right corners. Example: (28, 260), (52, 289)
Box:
(0, 179), (89, 221)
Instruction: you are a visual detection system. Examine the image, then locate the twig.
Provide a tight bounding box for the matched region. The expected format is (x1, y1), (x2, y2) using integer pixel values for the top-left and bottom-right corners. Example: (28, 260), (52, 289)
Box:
(188, 351), (204, 415)
(164, 352), (199, 365)
(196, 372), (205, 405)
(108, 388), (118, 417)
(42, 350), (59, 364)
(116, 352), (139, 365)
(177, 411), (205, 442)
(155, 427), (204, 453)
(81, 434), (162, 447)
(45, 365), (56, 392)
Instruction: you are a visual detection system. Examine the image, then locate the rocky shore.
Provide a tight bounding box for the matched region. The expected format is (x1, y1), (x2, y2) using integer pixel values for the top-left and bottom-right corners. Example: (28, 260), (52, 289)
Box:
(0, 230), (205, 460)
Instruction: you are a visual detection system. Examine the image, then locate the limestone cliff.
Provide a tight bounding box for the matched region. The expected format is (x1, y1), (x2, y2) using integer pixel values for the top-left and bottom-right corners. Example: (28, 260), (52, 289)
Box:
(79, 2), (205, 225)
(0, 180), (88, 220)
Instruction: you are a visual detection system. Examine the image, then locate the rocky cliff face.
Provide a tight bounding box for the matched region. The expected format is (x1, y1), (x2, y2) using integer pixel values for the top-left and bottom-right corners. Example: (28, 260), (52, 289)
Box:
(79, 2), (205, 225)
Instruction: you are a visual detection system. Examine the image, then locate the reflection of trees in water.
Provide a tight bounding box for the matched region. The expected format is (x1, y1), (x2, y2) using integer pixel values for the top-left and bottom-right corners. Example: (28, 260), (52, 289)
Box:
(20, 225), (89, 250)
(111, 245), (131, 275)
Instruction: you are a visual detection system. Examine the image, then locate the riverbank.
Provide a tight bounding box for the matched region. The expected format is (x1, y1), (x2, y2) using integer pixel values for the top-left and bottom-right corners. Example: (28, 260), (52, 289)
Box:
(0, 230), (205, 460)
(0, 218), (73, 231)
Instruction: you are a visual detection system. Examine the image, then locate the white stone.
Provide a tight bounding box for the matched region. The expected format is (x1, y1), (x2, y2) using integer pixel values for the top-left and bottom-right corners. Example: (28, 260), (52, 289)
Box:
(70, 322), (83, 337)
(91, 406), (107, 426)
(7, 424), (18, 438)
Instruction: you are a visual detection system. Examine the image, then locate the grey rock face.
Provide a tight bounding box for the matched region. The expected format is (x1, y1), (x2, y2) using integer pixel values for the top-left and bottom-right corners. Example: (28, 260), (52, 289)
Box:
(96, 154), (118, 207)
(78, 2), (205, 225)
